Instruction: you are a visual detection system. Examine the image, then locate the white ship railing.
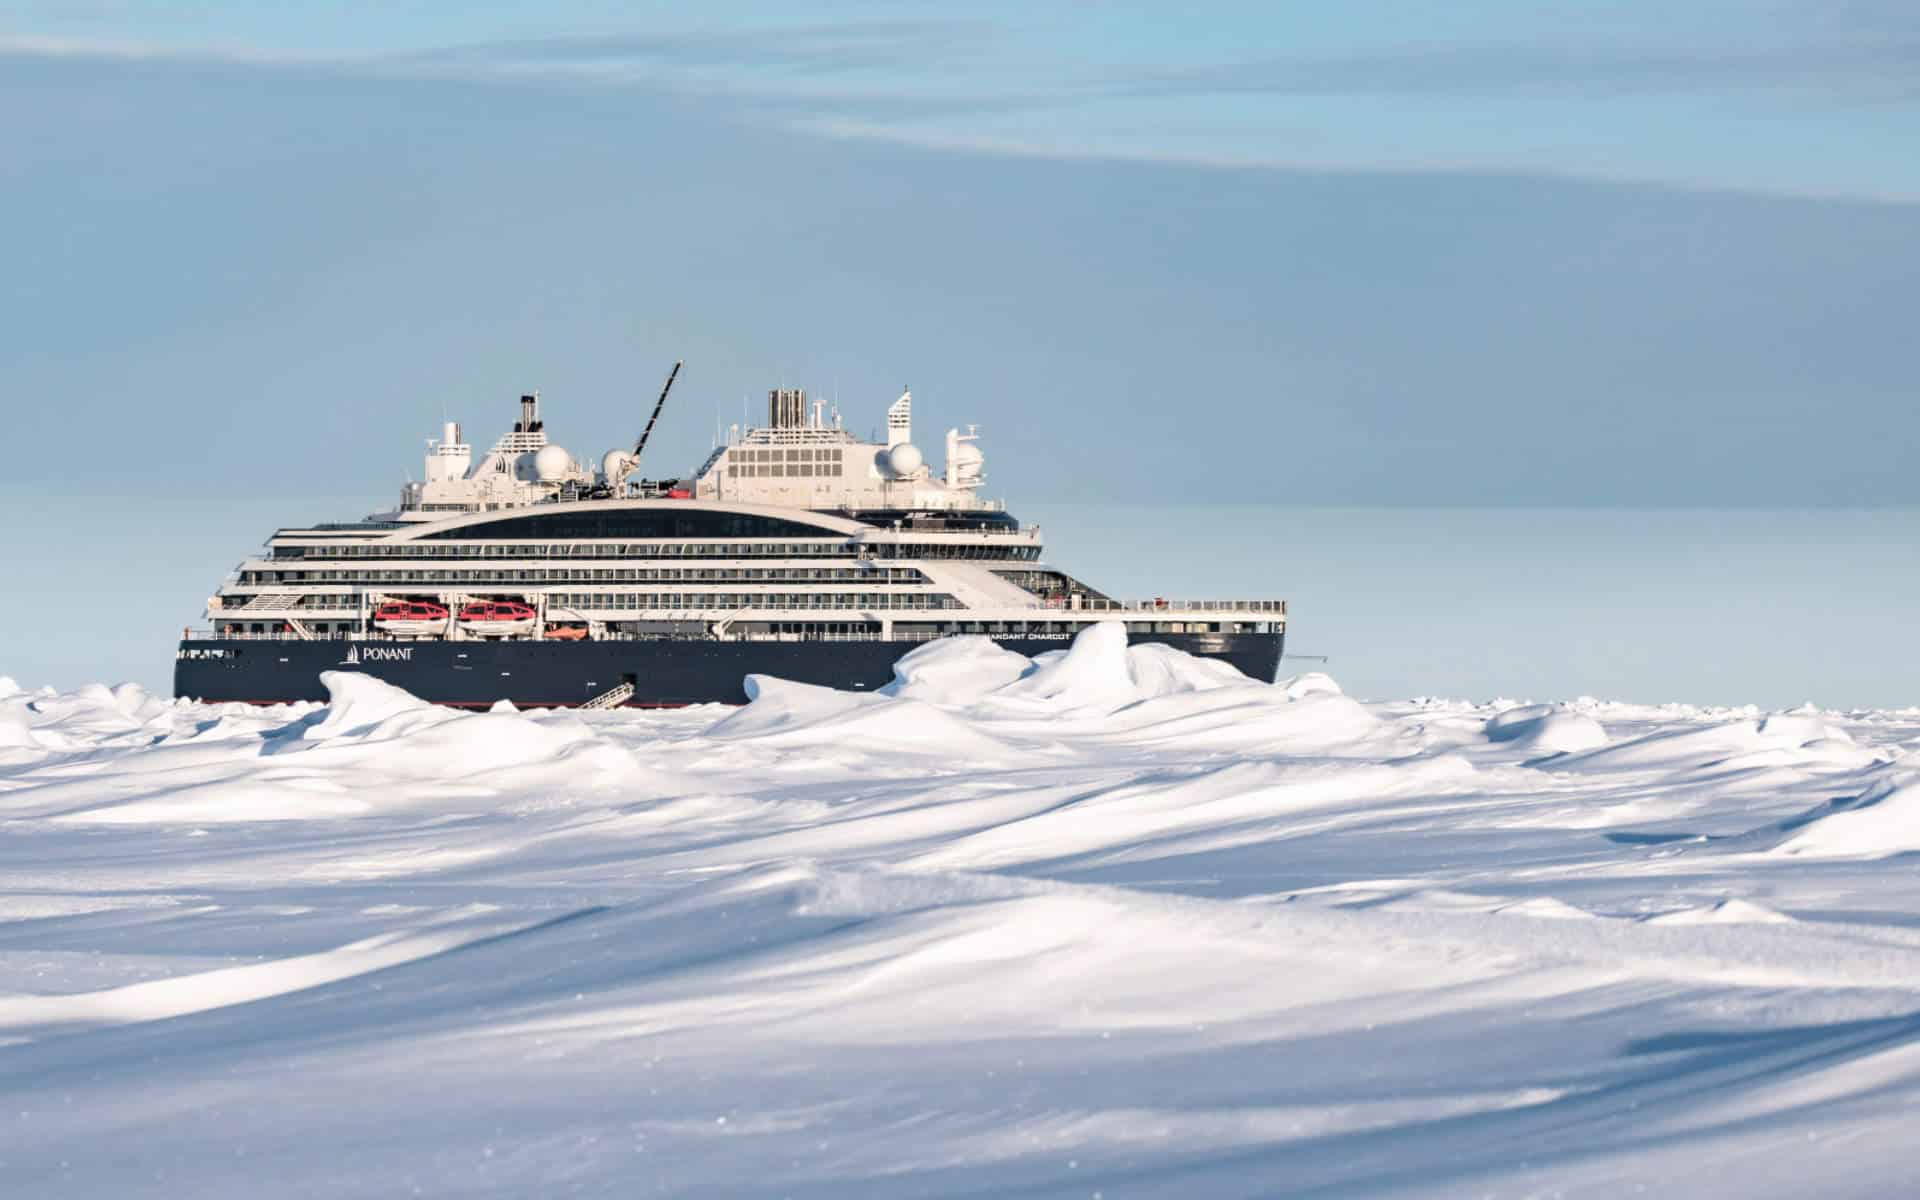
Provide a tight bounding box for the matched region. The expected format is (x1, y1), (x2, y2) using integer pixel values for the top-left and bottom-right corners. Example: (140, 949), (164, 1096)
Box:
(1055, 598), (1287, 613)
(855, 526), (1040, 542)
(210, 596), (1284, 615)
(190, 600), (1283, 635)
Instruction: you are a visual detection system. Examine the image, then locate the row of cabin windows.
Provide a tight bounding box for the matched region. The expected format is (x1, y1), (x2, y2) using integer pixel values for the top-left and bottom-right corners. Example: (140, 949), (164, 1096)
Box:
(269, 540), (1039, 563)
(265, 593), (358, 608)
(733, 447), (842, 463)
(870, 543), (1042, 561)
(738, 622), (878, 636)
(218, 622), (354, 635)
(242, 566), (929, 586)
(272, 540), (856, 560)
(727, 461), (846, 478)
(548, 592), (960, 611)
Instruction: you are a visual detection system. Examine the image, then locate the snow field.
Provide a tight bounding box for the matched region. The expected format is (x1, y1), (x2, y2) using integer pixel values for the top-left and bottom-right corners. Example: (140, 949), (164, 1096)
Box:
(3, 631), (1920, 1197)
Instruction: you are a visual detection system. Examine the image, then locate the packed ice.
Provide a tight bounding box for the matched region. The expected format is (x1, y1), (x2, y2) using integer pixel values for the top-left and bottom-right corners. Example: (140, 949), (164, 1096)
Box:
(4, 627), (1920, 1197)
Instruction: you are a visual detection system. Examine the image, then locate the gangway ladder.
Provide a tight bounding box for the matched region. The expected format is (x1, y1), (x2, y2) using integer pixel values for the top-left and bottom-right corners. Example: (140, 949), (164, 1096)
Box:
(235, 591), (315, 640)
(580, 680), (636, 710)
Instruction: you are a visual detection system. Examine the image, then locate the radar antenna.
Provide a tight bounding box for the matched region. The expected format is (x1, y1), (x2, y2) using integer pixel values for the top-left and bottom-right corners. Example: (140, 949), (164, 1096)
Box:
(631, 360), (682, 466)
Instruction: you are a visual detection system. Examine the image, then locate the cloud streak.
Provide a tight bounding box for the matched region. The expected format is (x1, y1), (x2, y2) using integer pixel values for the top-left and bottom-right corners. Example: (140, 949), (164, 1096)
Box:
(1112, 39), (1920, 103)
(5, 13), (1919, 203)
(0, 21), (998, 84)
(408, 21), (995, 77)
(9, 18), (1917, 104)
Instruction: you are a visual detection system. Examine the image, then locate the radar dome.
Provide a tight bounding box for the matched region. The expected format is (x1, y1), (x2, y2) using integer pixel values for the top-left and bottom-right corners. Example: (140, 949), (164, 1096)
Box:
(885, 442), (924, 478)
(601, 449), (634, 483)
(950, 442), (984, 469)
(532, 445), (572, 482)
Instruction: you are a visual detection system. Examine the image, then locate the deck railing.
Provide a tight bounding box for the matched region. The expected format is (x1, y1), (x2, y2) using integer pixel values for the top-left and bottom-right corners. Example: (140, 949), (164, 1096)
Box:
(203, 596), (1285, 621)
(183, 597), (1285, 644)
(1062, 598), (1286, 614)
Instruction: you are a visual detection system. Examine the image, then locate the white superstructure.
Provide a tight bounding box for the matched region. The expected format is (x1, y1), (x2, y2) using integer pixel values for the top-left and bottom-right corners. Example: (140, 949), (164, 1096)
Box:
(401, 394), (594, 515)
(200, 382), (1284, 647)
(687, 387), (992, 514)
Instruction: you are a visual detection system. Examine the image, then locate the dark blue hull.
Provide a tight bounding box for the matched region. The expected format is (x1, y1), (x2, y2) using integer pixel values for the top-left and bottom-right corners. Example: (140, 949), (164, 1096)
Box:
(174, 632), (1285, 708)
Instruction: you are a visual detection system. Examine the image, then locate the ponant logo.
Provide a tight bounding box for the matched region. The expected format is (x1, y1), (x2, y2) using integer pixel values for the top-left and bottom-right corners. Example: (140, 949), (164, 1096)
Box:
(340, 645), (413, 665)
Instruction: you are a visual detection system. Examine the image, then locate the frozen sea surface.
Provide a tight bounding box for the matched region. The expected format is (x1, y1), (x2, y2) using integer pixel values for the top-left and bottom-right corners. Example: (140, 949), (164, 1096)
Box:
(3, 628), (1920, 1197)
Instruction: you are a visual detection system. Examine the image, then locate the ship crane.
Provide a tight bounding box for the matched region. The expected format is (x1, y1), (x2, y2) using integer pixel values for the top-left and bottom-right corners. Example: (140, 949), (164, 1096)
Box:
(633, 360), (681, 465)
(602, 359), (683, 495)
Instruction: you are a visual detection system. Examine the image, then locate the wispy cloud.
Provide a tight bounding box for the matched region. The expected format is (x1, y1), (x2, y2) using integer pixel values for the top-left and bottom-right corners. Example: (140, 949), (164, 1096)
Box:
(0, 32), (315, 65)
(1112, 39), (1920, 103)
(408, 21), (994, 77)
(0, 24), (1076, 135)
(0, 23), (1043, 117)
(5, 14), (1918, 203)
(10, 16), (1916, 115)
(0, 20), (1001, 86)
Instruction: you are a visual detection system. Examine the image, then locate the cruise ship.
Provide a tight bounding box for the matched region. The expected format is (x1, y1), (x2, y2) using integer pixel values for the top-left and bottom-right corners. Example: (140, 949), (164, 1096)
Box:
(174, 371), (1286, 707)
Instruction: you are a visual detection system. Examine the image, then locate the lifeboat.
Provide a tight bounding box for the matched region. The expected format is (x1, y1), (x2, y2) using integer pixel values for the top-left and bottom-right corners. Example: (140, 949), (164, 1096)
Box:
(543, 624), (589, 641)
(458, 600), (537, 638)
(372, 600), (449, 638)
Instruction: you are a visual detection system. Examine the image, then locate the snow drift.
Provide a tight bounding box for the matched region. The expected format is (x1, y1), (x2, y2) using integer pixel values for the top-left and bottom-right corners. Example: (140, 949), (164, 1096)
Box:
(1484, 703), (1609, 755)
(1773, 772), (1920, 858)
(3, 647), (1920, 1198)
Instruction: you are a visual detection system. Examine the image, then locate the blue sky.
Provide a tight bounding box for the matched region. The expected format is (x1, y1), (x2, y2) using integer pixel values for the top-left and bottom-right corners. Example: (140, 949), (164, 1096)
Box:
(4, 2), (1916, 507)
(4, 3), (1919, 699)
(11, 1), (1920, 199)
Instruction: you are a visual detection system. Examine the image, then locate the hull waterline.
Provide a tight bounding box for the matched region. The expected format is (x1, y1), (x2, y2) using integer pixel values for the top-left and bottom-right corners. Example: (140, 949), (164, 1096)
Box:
(175, 632), (1285, 708)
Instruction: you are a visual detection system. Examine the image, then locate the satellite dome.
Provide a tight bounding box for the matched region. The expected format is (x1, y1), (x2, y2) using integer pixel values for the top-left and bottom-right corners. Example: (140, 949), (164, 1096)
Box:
(885, 442), (924, 478)
(601, 449), (634, 483)
(532, 444), (572, 482)
(950, 442), (984, 468)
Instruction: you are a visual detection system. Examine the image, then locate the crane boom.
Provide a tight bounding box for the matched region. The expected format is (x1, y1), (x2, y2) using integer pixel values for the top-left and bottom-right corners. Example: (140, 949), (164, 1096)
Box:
(632, 360), (682, 463)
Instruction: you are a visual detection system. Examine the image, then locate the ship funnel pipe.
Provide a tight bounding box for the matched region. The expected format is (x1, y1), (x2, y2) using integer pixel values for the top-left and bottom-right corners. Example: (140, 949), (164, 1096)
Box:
(768, 388), (805, 429)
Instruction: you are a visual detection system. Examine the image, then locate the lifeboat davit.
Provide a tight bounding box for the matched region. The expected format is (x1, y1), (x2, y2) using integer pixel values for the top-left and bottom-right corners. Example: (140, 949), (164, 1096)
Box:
(458, 600), (537, 638)
(372, 600), (450, 638)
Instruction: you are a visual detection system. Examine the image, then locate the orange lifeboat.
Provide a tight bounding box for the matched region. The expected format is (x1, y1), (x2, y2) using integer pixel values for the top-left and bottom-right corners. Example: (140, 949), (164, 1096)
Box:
(458, 600), (537, 638)
(371, 600), (450, 638)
